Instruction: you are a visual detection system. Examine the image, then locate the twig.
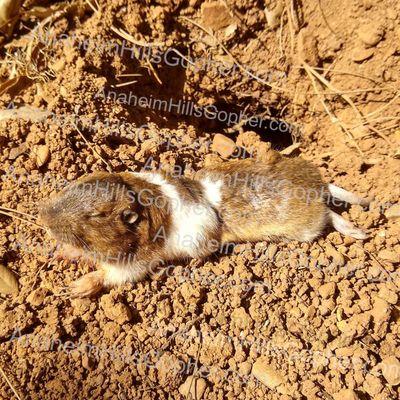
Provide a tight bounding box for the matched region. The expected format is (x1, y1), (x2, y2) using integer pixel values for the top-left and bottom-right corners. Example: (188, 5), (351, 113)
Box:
(179, 16), (287, 93)
(70, 121), (112, 172)
(0, 364), (23, 400)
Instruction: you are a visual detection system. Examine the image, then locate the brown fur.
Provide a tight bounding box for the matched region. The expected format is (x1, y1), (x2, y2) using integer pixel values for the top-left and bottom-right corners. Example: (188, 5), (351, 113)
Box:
(196, 156), (330, 243)
(39, 151), (360, 297)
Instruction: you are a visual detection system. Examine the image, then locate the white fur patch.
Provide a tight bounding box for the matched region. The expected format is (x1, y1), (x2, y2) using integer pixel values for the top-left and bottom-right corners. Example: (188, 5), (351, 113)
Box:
(330, 210), (367, 240)
(328, 184), (369, 206)
(103, 261), (147, 286)
(200, 177), (223, 207)
(131, 171), (219, 258)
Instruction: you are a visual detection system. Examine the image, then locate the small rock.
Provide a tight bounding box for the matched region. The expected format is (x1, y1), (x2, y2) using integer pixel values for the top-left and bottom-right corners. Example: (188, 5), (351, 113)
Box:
(378, 287), (398, 305)
(82, 353), (96, 370)
(385, 204), (400, 219)
(319, 282), (336, 299)
(50, 58), (65, 72)
(380, 356), (400, 386)
(26, 288), (48, 306)
(212, 134), (236, 158)
(325, 244), (345, 267)
(268, 243), (278, 259)
(333, 388), (360, 400)
(9, 143), (27, 160)
(201, 1), (234, 31)
(264, 2), (284, 29)
(100, 295), (132, 325)
(378, 249), (400, 264)
(34, 144), (50, 167)
(371, 297), (391, 323)
(231, 307), (253, 330)
(358, 23), (384, 47)
(297, 28), (319, 65)
(363, 373), (384, 396)
(252, 358), (284, 389)
(352, 47), (374, 62)
(179, 375), (207, 399)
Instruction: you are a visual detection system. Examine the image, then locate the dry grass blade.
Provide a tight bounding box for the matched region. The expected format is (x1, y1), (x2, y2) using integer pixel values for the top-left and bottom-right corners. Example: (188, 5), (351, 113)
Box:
(366, 91), (400, 119)
(70, 121), (112, 172)
(85, 0), (163, 47)
(85, 0), (163, 84)
(113, 80), (138, 88)
(303, 62), (364, 156)
(294, 65), (393, 87)
(305, 64), (364, 121)
(317, 0), (337, 36)
(180, 16), (287, 93)
(284, 0), (295, 56)
(0, 364), (22, 400)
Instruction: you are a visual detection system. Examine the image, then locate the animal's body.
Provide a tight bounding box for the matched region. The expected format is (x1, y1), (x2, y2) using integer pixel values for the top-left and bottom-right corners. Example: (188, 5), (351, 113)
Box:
(39, 152), (368, 297)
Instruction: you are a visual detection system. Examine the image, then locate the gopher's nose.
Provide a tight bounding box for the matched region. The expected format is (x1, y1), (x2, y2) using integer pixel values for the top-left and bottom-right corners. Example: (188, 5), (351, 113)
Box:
(38, 202), (57, 227)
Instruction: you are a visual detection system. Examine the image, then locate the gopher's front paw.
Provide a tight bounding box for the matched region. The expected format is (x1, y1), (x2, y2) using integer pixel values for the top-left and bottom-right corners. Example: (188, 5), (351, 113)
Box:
(69, 270), (105, 298)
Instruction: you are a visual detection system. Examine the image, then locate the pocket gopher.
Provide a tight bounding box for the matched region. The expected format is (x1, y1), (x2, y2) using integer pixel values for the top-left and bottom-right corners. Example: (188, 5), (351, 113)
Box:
(39, 153), (369, 297)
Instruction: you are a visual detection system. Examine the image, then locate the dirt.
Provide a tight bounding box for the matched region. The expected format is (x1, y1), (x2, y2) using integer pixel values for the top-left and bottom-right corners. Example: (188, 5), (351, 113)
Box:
(0, 0), (399, 399)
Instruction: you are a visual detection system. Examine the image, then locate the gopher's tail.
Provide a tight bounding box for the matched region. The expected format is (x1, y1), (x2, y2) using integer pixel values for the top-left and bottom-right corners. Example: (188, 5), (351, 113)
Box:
(328, 184), (371, 207)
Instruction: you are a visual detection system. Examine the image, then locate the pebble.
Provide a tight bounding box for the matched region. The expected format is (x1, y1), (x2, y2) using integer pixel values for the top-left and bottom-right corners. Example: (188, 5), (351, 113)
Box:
(212, 134), (236, 158)
(264, 3), (284, 29)
(9, 143), (27, 160)
(351, 47), (374, 62)
(35, 144), (50, 167)
(201, 1), (234, 31)
(325, 244), (345, 267)
(380, 356), (400, 386)
(378, 287), (398, 305)
(231, 307), (253, 330)
(100, 295), (132, 325)
(385, 204), (400, 219)
(27, 288), (48, 306)
(252, 358), (284, 389)
(378, 249), (400, 264)
(179, 375), (207, 399)
(358, 23), (384, 47)
(318, 282), (336, 299)
(371, 297), (391, 323)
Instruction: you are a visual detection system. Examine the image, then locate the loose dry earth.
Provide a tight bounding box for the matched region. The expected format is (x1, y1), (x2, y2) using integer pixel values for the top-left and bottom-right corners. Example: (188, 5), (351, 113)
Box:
(0, 0), (399, 399)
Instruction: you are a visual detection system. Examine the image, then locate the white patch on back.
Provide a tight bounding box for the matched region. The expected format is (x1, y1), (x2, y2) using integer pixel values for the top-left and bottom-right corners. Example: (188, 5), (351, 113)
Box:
(200, 177), (223, 207)
(131, 171), (219, 258)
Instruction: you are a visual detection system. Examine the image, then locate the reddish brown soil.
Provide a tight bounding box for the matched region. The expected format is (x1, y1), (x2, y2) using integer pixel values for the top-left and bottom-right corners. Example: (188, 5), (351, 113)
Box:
(0, 0), (399, 399)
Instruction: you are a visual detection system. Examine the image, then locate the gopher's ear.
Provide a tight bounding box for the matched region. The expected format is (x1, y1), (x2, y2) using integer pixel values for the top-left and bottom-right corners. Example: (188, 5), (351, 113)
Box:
(121, 209), (139, 224)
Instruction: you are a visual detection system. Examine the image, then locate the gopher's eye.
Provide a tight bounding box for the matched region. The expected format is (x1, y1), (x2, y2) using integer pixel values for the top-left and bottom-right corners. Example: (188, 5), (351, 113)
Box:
(121, 209), (139, 224)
